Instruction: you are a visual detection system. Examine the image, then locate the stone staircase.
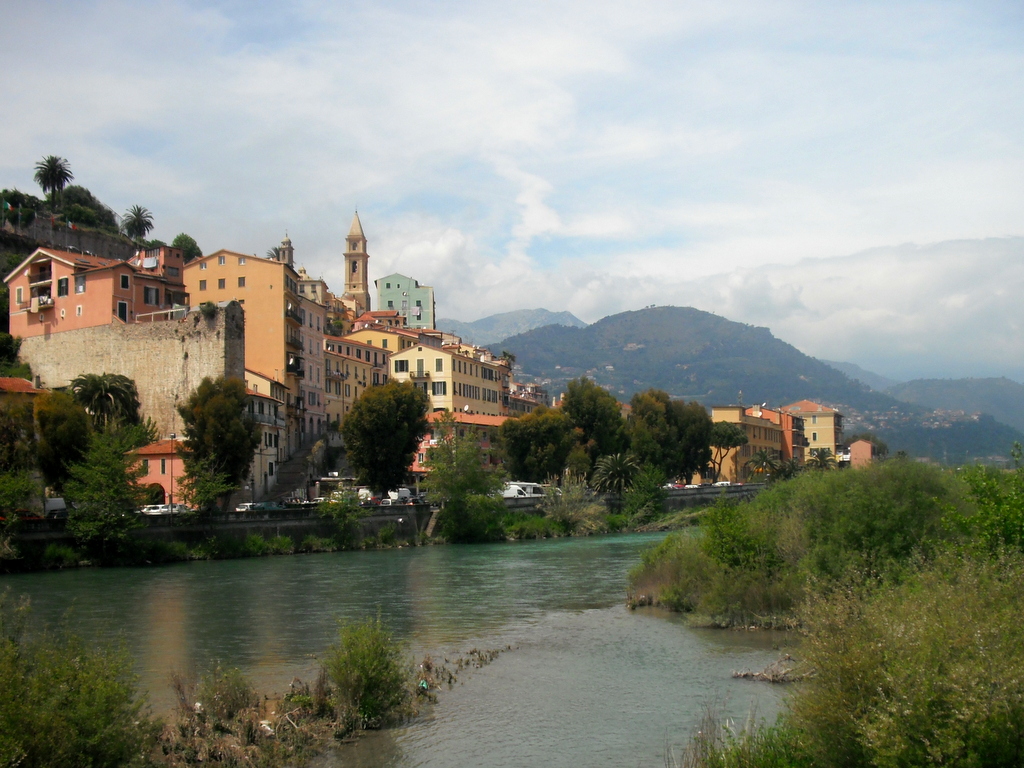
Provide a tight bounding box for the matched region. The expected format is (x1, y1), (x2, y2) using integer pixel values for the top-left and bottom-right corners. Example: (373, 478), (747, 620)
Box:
(268, 443), (318, 501)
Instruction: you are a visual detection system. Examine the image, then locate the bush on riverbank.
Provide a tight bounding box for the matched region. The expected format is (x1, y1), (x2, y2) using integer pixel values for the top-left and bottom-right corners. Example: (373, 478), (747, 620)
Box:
(678, 552), (1024, 768)
(0, 593), (157, 767)
(629, 460), (972, 625)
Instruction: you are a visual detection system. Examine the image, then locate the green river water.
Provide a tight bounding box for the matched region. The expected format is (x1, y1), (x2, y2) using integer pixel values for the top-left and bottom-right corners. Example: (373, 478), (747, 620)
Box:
(0, 533), (790, 767)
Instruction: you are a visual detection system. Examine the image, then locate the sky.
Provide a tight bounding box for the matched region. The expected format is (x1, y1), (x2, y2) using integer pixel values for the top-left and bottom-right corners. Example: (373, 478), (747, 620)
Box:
(2, 1), (1023, 382)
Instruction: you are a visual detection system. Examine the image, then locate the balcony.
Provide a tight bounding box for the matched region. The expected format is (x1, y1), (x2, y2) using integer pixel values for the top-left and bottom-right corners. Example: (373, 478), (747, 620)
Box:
(286, 356), (305, 378)
(286, 332), (303, 350)
(326, 368), (342, 381)
(28, 268), (52, 287)
(410, 370), (430, 379)
(285, 305), (303, 325)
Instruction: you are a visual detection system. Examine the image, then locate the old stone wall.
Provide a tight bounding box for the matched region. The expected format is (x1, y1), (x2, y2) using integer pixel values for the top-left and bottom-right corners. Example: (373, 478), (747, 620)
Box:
(20, 303), (246, 436)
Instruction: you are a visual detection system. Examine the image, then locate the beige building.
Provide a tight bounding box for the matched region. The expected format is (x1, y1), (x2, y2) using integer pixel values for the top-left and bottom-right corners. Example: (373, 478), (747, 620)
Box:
(781, 400), (844, 458)
(389, 344), (511, 417)
(323, 334), (390, 425)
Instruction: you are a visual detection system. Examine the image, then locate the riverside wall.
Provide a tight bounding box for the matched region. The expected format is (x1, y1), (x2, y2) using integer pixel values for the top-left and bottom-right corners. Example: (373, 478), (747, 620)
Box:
(19, 302), (246, 436)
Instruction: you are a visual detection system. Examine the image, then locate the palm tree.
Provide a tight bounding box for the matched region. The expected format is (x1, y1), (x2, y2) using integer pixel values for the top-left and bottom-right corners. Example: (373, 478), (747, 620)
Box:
(33, 155), (74, 210)
(806, 448), (837, 471)
(70, 373), (142, 430)
(746, 448), (779, 480)
(775, 457), (802, 480)
(266, 246), (282, 260)
(592, 453), (640, 498)
(122, 205), (154, 243)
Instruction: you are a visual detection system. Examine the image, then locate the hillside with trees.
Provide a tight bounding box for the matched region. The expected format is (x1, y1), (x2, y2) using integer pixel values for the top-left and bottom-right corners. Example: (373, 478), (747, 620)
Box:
(885, 376), (1024, 432)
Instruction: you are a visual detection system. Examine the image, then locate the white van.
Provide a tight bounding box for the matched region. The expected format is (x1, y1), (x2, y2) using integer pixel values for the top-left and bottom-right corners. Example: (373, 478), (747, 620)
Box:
(387, 487), (412, 502)
(502, 482), (545, 499)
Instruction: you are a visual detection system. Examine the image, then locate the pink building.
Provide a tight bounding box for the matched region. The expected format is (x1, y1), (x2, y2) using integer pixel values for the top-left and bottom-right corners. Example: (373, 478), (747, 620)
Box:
(5, 246), (189, 339)
(847, 438), (876, 468)
(136, 438), (183, 505)
(411, 411), (507, 476)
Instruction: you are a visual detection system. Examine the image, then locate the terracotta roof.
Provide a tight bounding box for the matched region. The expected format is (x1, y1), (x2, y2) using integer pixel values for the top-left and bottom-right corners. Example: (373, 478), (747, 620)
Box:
(246, 388), (283, 403)
(245, 368), (284, 385)
(426, 411), (507, 427)
(781, 400), (837, 414)
(136, 439), (179, 455)
(0, 377), (39, 394)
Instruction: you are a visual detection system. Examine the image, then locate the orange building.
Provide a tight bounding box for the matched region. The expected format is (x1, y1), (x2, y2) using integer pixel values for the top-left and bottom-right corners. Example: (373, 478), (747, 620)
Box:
(136, 438), (184, 506)
(705, 405), (785, 483)
(745, 404), (808, 464)
(5, 246), (189, 339)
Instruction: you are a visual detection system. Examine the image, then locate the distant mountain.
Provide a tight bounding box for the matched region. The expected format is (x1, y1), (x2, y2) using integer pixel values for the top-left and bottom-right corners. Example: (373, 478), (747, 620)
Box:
(494, 306), (1024, 463)
(885, 377), (1024, 433)
(436, 308), (586, 347)
(821, 360), (902, 392)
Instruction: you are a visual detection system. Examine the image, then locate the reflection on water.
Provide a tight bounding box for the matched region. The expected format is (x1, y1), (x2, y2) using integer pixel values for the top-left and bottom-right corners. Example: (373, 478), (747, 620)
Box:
(0, 534), (791, 766)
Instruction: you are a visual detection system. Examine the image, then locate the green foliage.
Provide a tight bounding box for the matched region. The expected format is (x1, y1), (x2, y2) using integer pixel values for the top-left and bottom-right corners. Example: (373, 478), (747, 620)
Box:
(341, 381), (429, 495)
(60, 185), (118, 230)
(176, 455), (234, 515)
(425, 412), (505, 543)
(33, 155), (73, 208)
(0, 333), (20, 367)
(561, 377), (626, 467)
(627, 390), (712, 482)
(199, 300), (217, 319)
(198, 664), (259, 723)
(178, 376), (260, 493)
(953, 462), (1024, 551)
(318, 493), (364, 547)
(630, 461), (969, 625)
(499, 405), (575, 482)
(121, 204), (154, 242)
(64, 430), (146, 562)
(622, 464), (667, 523)
(541, 474), (605, 533)
(0, 471), (36, 513)
(41, 543), (80, 569)
(502, 511), (561, 539)
(34, 390), (90, 493)
(745, 448), (780, 480)
(791, 553), (1024, 768)
(592, 452), (639, 495)
(171, 232), (203, 262)
(805, 447), (837, 470)
(0, 595), (156, 768)
(0, 395), (35, 472)
(69, 372), (142, 429)
(324, 614), (411, 728)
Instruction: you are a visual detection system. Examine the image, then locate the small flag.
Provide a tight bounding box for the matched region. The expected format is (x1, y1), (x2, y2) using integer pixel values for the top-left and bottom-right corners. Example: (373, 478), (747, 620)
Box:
(1, 200), (11, 212)
(67, 221), (77, 230)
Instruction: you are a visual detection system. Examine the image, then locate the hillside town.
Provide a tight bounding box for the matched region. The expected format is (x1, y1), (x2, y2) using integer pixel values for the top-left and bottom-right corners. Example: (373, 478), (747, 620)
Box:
(3, 208), (880, 512)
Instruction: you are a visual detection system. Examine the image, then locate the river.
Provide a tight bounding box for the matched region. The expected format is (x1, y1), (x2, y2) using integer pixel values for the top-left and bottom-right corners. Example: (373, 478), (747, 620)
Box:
(0, 533), (790, 767)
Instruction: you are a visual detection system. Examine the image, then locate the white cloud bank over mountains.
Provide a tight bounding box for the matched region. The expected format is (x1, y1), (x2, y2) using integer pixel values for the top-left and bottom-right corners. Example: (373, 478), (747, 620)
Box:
(1, 1), (1022, 383)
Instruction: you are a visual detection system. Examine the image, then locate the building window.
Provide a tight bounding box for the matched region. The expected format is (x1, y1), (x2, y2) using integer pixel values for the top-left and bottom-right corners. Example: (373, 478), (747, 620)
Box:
(268, 462), (274, 476)
(416, 300), (422, 307)
(15, 287), (22, 304)
(120, 274), (129, 289)
(218, 278), (226, 289)
(394, 359), (409, 373)
(382, 339), (388, 349)
(238, 276), (246, 288)
(812, 432), (818, 441)
(387, 300), (394, 308)
(351, 261), (357, 273)
(141, 459), (149, 474)
(435, 358), (443, 372)
(386, 282), (391, 289)
(218, 255), (226, 265)
(166, 266), (179, 276)
(143, 286), (159, 305)
(160, 458), (167, 475)
(76, 305), (82, 316)
(57, 277), (68, 297)
(432, 381), (447, 396)
(199, 280), (207, 291)
(200, 262), (207, 270)
(811, 415), (817, 424)
(117, 302), (128, 322)
(238, 257), (246, 265)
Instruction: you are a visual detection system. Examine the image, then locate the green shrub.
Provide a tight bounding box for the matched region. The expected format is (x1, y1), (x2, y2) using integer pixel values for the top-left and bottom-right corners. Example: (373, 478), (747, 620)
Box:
(198, 664), (259, 723)
(266, 534), (294, 554)
(503, 512), (558, 539)
(622, 464), (667, 522)
(242, 534), (267, 556)
(199, 301), (217, 319)
(324, 614), (410, 728)
(0, 595), (157, 767)
(41, 543), (79, 569)
(298, 535), (335, 553)
(541, 475), (607, 533)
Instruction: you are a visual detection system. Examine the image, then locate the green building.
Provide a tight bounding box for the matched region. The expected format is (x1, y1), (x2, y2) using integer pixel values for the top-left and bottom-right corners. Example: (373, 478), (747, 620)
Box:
(375, 272), (435, 329)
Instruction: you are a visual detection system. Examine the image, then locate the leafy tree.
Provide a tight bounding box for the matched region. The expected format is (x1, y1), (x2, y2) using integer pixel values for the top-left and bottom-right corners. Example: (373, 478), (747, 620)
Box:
(341, 381), (429, 495)
(622, 464), (667, 522)
(61, 185), (118, 231)
(177, 377), (260, 505)
(708, 421), (747, 482)
(424, 412), (505, 543)
(171, 232), (202, 262)
(69, 372), (142, 430)
(121, 205), (154, 242)
(746, 448), (780, 480)
(627, 390), (712, 482)
(561, 377), (626, 468)
(0, 397), (35, 473)
(33, 155), (73, 209)
(499, 405), (574, 482)
(64, 430), (145, 562)
(175, 455), (233, 516)
(34, 391), (90, 493)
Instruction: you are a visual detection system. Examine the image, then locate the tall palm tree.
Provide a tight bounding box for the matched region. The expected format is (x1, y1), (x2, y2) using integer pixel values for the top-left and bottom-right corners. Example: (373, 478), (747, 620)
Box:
(33, 155), (74, 210)
(70, 373), (142, 430)
(806, 448), (837, 471)
(266, 246), (282, 260)
(746, 448), (779, 480)
(774, 457), (802, 480)
(122, 205), (154, 242)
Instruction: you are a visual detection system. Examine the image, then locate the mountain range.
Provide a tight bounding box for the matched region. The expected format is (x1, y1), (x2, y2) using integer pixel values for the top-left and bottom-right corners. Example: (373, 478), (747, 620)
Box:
(489, 305), (1023, 464)
(436, 308), (586, 347)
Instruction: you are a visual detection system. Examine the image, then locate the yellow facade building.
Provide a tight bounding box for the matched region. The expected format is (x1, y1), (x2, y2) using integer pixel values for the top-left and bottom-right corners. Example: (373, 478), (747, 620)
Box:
(705, 405), (785, 483)
(323, 334), (390, 424)
(781, 400), (844, 458)
(389, 344), (511, 416)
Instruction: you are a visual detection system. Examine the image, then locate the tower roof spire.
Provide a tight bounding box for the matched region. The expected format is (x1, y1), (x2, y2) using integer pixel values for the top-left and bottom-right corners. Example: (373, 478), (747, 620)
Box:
(348, 211), (364, 239)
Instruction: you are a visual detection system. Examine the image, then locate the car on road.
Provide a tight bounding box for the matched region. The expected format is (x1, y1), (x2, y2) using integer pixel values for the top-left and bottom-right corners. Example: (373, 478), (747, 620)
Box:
(712, 480), (731, 487)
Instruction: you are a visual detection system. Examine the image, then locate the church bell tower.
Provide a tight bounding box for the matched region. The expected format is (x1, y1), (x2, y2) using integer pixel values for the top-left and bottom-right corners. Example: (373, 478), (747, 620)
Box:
(344, 212), (371, 315)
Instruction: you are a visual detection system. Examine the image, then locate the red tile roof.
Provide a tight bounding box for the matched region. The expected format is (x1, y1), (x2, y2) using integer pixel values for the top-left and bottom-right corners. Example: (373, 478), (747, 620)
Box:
(0, 377), (39, 394)
(782, 400), (837, 414)
(136, 439), (179, 455)
(426, 411), (507, 427)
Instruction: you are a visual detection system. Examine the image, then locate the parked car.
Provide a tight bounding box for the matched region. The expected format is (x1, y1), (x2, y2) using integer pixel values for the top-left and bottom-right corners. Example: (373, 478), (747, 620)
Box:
(712, 481), (731, 487)
(44, 498), (68, 519)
